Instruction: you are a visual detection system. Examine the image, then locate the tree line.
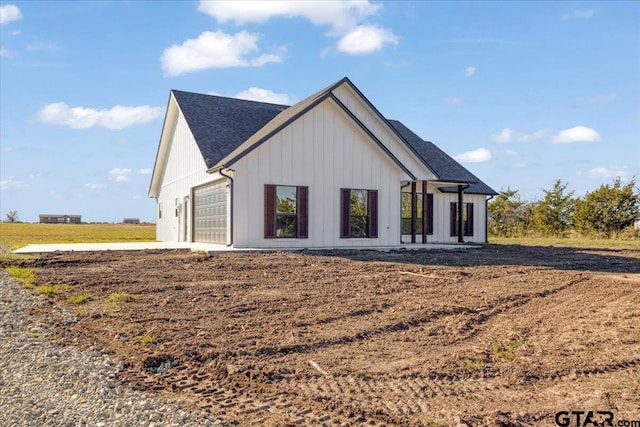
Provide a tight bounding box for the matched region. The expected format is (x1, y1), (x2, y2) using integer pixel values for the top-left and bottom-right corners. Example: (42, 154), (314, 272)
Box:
(488, 177), (640, 239)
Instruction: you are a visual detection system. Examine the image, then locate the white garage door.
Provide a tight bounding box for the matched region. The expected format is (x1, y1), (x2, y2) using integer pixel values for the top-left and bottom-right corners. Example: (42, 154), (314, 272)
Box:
(193, 179), (227, 244)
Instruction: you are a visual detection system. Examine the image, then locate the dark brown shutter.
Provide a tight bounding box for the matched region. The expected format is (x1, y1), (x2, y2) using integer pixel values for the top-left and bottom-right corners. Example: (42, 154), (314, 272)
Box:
(340, 189), (350, 238)
(264, 184), (276, 238)
(466, 203), (474, 236)
(297, 186), (308, 239)
(426, 193), (434, 235)
(450, 202), (457, 236)
(368, 190), (378, 238)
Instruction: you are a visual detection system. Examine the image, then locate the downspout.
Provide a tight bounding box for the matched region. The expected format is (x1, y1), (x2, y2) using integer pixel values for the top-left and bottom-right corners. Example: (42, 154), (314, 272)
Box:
(219, 168), (234, 247)
(485, 194), (495, 244)
(457, 184), (470, 243)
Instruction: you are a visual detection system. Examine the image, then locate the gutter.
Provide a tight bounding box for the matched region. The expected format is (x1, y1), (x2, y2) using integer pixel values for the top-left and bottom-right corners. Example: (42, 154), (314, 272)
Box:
(218, 168), (234, 247)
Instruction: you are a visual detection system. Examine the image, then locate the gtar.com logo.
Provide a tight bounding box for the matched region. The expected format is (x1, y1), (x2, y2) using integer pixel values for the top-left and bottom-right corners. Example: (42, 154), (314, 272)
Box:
(555, 411), (640, 427)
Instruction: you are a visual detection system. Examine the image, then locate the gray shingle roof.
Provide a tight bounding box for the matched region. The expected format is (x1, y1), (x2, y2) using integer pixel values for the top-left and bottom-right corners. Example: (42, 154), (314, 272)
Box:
(388, 120), (497, 195)
(171, 90), (288, 169)
(171, 84), (497, 195)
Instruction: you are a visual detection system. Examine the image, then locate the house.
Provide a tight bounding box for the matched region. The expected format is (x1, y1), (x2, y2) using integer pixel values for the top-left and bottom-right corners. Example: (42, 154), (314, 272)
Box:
(149, 77), (497, 248)
(123, 218), (140, 224)
(39, 214), (82, 224)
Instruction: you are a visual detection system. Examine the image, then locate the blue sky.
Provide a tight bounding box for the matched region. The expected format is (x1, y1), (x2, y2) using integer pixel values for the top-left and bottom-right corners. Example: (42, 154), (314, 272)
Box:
(1, 1), (638, 223)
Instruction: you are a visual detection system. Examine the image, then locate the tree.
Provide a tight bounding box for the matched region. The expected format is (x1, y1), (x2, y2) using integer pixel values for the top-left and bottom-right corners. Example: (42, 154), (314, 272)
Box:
(488, 188), (529, 237)
(574, 177), (639, 238)
(5, 210), (19, 223)
(533, 180), (575, 237)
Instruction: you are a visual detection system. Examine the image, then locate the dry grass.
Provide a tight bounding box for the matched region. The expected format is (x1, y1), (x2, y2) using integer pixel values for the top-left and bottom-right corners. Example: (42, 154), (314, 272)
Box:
(0, 223), (156, 251)
(489, 236), (640, 250)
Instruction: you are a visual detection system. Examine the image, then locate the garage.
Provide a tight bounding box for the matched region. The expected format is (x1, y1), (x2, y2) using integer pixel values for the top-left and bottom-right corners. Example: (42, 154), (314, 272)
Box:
(192, 179), (228, 244)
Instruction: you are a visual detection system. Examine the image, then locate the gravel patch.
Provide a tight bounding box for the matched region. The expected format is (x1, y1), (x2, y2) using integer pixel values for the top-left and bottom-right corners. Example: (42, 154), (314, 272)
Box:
(0, 271), (222, 427)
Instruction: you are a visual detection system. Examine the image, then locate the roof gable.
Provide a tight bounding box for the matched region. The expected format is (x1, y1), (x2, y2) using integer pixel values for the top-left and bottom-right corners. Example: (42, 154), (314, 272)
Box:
(157, 79), (496, 195)
(172, 90), (288, 169)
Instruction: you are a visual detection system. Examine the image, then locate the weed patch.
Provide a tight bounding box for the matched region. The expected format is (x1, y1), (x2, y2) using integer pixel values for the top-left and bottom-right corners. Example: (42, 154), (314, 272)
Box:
(107, 292), (137, 304)
(492, 342), (516, 362)
(33, 284), (71, 295)
(137, 335), (157, 345)
(67, 294), (93, 304)
(4, 266), (35, 288)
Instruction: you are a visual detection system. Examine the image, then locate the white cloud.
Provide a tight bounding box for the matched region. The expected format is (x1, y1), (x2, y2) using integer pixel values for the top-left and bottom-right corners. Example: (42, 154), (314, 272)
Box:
(455, 148), (492, 163)
(563, 9), (595, 19)
(108, 168), (132, 182)
(503, 150), (518, 157)
(336, 25), (399, 55)
(235, 87), (291, 104)
(517, 128), (551, 142)
(443, 96), (463, 105)
(587, 166), (630, 180)
(492, 128), (513, 143)
(197, 0), (380, 32)
(492, 127), (551, 143)
(85, 183), (106, 190)
(0, 4), (22, 25)
(580, 93), (617, 104)
(137, 168), (152, 175)
(197, 1), (396, 56)
(551, 126), (601, 143)
(464, 66), (476, 77)
(36, 103), (163, 129)
(9, 29), (20, 35)
(0, 47), (8, 57)
(160, 30), (284, 77)
(0, 179), (28, 190)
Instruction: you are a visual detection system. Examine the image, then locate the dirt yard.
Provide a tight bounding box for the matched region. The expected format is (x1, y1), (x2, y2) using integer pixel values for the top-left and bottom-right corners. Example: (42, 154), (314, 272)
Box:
(7, 245), (640, 426)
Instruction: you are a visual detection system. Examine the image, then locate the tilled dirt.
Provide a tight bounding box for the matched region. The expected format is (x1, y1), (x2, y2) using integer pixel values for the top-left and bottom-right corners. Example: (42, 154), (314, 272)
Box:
(7, 245), (640, 426)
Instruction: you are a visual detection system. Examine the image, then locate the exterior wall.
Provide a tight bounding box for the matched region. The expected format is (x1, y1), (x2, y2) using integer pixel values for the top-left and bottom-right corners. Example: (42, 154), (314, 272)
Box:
(430, 191), (487, 244)
(155, 111), (221, 242)
(232, 99), (408, 248)
(333, 85), (437, 181)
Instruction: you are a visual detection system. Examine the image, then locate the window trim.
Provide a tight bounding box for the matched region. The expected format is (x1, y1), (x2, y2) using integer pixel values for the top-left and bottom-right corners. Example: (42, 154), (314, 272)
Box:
(450, 202), (474, 237)
(264, 184), (308, 239)
(340, 188), (378, 239)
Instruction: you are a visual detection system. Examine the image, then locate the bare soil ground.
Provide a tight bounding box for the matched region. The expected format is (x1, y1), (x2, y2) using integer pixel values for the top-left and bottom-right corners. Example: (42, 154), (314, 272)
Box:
(6, 245), (640, 426)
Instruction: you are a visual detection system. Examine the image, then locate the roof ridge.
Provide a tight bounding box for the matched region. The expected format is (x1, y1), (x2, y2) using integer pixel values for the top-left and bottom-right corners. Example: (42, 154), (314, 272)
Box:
(171, 89), (291, 108)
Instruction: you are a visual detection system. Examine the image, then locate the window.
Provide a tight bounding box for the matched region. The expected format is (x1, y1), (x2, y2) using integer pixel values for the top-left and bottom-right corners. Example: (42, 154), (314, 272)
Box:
(264, 185), (308, 239)
(450, 202), (474, 236)
(158, 202), (162, 220)
(401, 192), (433, 235)
(340, 189), (378, 238)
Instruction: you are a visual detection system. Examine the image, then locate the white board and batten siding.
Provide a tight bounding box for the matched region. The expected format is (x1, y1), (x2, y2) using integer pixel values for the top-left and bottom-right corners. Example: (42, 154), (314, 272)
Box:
(155, 109), (224, 242)
(431, 192), (487, 244)
(232, 98), (413, 248)
(332, 85), (437, 182)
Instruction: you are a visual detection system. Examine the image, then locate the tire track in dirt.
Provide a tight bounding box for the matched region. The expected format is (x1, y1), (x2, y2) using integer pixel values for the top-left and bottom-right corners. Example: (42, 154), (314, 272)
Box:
(290, 355), (640, 426)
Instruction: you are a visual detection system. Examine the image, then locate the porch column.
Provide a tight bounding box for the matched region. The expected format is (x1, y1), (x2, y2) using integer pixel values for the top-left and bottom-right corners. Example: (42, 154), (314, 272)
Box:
(457, 184), (464, 243)
(411, 181), (417, 243)
(421, 180), (428, 243)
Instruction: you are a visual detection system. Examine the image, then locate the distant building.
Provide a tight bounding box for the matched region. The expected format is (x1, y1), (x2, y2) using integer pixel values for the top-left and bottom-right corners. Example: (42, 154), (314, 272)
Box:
(39, 214), (82, 224)
(123, 218), (140, 224)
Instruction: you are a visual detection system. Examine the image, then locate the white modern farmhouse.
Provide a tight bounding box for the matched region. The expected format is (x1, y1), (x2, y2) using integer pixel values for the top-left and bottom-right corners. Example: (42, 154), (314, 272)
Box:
(149, 77), (497, 248)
